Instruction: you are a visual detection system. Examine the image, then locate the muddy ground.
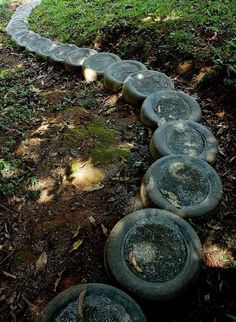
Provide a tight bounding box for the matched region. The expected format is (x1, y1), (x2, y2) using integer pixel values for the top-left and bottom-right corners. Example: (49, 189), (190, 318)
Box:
(0, 3), (236, 322)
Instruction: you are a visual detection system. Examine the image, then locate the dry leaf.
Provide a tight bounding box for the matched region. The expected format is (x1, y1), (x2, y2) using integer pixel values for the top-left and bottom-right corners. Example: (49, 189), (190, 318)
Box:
(160, 189), (181, 208)
(128, 252), (142, 273)
(78, 289), (86, 318)
(88, 216), (96, 226)
(36, 252), (47, 272)
(72, 225), (81, 238)
(54, 271), (64, 292)
(82, 184), (104, 192)
(69, 239), (83, 253)
(101, 224), (108, 236)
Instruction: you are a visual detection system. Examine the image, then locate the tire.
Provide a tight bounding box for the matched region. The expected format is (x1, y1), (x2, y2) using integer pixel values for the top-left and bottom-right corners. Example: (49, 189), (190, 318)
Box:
(141, 155), (222, 217)
(38, 283), (146, 322)
(103, 60), (147, 92)
(49, 44), (78, 64)
(105, 208), (202, 301)
(65, 48), (97, 72)
(140, 90), (202, 129)
(149, 120), (218, 164)
(122, 70), (174, 107)
(82, 53), (121, 82)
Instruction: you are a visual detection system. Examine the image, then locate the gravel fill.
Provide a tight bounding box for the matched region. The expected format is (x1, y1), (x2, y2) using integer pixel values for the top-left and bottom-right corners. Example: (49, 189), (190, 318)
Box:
(124, 222), (187, 281)
(55, 294), (131, 322)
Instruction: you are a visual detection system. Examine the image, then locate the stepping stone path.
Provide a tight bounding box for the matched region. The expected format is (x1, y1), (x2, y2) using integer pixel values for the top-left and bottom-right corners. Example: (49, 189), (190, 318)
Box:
(50, 43), (79, 63)
(123, 70), (175, 106)
(104, 60), (147, 92)
(38, 283), (146, 322)
(82, 52), (121, 81)
(105, 208), (202, 301)
(65, 48), (97, 72)
(140, 90), (202, 128)
(150, 120), (218, 163)
(6, 0), (223, 314)
(141, 155), (222, 218)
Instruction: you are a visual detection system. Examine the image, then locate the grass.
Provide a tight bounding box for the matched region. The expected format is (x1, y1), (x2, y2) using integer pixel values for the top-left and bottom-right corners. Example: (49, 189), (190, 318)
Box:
(29, 0), (236, 84)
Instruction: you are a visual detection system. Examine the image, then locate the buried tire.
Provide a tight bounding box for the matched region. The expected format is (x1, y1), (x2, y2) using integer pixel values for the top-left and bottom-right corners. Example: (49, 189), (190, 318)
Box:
(105, 208), (202, 301)
(141, 155), (222, 217)
(38, 283), (146, 322)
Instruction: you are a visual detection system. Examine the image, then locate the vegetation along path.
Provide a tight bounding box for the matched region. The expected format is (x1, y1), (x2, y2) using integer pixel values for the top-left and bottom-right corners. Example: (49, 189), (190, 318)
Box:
(0, 0), (236, 321)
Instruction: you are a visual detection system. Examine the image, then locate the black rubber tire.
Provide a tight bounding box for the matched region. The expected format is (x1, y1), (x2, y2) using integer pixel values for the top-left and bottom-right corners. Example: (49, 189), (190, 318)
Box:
(82, 52), (121, 81)
(49, 44), (78, 63)
(38, 283), (146, 322)
(140, 90), (202, 129)
(149, 120), (218, 164)
(122, 70), (174, 107)
(105, 208), (202, 301)
(65, 48), (97, 72)
(103, 60), (147, 92)
(141, 155), (223, 217)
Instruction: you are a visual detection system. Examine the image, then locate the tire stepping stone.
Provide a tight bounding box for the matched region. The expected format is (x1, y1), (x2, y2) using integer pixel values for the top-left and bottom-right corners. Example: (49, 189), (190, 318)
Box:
(65, 48), (97, 72)
(50, 43), (78, 63)
(14, 31), (40, 48)
(104, 60), (147, 92)
(105, 208), (202, 301)
(150, 120), (218, 163)
(82, 52), (121, 81)
(141, 155), (222, 217)
(123, 70), (174, 106)
(140, 90), (202, 129)
(36, 40), (61, 58)
(38, 283), (146, 322)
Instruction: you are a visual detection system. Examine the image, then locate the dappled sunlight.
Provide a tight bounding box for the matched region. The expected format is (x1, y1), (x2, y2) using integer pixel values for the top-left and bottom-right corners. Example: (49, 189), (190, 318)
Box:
(37, 188), (55, 204)
(203, 243), (234, 268)
(83, 67), (97, 82)
(69, 158), (105, 190)
(15, 137), (46, 159)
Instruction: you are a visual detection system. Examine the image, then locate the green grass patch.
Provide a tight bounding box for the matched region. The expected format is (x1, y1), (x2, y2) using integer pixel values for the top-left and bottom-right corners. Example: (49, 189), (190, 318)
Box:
(29, 0), (236, 84)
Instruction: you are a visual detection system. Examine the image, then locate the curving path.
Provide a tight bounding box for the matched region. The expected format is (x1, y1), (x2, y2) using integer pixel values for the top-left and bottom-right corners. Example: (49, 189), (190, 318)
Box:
(5, 0), (223, 319)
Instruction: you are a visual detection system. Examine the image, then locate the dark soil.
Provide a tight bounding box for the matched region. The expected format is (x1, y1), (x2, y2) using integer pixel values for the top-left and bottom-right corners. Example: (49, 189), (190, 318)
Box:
(0, 2), (236, 322)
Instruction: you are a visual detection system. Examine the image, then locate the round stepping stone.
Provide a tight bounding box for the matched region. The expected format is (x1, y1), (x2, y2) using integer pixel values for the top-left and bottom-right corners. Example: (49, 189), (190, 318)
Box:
(36, 40), (61, 58)
(140, 90), (202, 129)
(105, 208), (202, 301)
(82, 52), (121, 82)
(141, 155), (222, 217)
(65, 48), (97, 72)
(150, 120), (218, 163)
(123, 70), (174, 106)
(49, 43), (79, 63)
(104, 60), (147, 92)
(38, 283), (146, 322)
(25, 36), (50, 53)
(14, 31), (39, 48)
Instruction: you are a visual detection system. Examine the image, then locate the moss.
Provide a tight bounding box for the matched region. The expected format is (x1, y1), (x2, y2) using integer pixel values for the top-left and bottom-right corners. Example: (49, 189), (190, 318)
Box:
(62, 120), (130, 164)
(91, 143), (130, 164)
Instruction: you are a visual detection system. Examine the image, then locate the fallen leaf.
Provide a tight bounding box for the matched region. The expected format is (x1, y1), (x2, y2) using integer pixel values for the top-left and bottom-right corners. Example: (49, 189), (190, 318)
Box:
(78, 289), (86, 318)
(69, 239), (83, 253)
(36, 252), (47, 272)
(101, 224), (108, 236)
(54, 271), (64, 292)
(72, 225), (81, 238)
(88, 216), (96, 226)
(82, 184), (104, 192)
(160, 189), (181, 208)
(128, 252), (142, 273)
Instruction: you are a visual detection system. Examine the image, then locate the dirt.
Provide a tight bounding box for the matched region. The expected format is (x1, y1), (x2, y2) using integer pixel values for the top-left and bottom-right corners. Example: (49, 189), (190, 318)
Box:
(0, 2), (236, 322)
